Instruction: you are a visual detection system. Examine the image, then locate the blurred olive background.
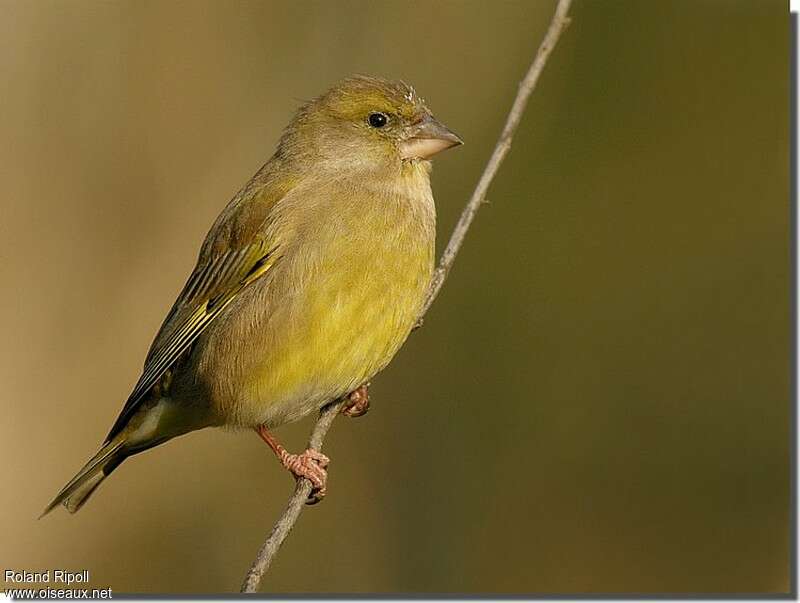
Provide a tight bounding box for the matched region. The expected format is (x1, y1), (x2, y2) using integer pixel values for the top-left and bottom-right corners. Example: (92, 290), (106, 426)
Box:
(0, 0), (789, 595)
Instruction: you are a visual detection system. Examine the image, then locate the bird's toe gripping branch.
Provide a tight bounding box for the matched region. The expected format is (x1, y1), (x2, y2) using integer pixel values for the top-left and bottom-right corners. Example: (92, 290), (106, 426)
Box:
(341, 383), (370, 418)
(256, 426), (330, 504)
(255, 383), (371, 505)
(280, 448), (330, 504)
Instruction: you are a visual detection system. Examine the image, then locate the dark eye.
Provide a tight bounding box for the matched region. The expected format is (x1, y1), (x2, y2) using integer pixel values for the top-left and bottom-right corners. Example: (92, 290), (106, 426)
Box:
(368, 112), (388, 128)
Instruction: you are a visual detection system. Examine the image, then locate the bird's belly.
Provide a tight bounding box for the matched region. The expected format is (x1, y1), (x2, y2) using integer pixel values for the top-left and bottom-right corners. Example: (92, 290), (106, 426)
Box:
(200, 236), (433, 428)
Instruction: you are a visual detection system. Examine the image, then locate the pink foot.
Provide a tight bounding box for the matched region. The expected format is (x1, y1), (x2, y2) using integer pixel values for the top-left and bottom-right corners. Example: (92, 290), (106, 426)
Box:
(256, 426), (330, 504)
(279, 448), (330, 501)
(341, 384), (370, 418)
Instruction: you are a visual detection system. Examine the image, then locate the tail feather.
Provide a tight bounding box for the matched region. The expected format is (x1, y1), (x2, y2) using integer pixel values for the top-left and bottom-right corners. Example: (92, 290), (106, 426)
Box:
(41, 439), (127, 517)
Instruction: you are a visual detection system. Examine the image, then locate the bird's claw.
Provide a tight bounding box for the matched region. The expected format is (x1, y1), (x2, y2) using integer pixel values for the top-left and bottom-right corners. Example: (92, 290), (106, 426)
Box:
(280, 448), (330, 504)
(341, 384), (370, 418)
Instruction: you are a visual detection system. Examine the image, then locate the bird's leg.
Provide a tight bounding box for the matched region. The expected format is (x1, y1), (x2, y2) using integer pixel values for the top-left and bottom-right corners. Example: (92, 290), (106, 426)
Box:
(341, 383), (370, 418)
(255, 425), (329, 504)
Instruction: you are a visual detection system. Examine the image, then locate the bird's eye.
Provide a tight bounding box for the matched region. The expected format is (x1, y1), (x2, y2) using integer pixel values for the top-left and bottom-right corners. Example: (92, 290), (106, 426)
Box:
(368, 112), (388, 128)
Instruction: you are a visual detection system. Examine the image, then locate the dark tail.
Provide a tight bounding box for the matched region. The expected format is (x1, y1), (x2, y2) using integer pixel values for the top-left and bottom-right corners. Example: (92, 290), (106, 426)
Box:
(41, 438), (127, 516)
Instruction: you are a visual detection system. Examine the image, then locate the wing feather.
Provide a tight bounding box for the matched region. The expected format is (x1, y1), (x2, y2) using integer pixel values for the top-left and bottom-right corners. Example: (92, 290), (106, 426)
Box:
(104, 238), (277, 441)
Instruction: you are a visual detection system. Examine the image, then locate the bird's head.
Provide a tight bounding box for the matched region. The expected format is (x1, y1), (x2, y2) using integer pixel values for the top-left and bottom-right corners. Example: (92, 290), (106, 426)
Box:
(281, 75), (462, 171)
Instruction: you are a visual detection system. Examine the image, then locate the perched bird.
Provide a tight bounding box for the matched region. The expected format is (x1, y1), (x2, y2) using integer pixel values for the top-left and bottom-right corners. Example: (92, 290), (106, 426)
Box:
(44, 75), (462, 515)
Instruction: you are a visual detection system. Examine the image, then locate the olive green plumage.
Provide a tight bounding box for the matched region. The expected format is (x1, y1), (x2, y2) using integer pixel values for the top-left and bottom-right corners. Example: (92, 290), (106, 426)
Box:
(44, 75), (461, 515)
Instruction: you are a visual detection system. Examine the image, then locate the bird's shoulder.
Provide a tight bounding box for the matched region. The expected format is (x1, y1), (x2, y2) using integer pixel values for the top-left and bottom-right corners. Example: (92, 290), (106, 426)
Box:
(200, 163), (298, 260)
(153, 163), (298, 339)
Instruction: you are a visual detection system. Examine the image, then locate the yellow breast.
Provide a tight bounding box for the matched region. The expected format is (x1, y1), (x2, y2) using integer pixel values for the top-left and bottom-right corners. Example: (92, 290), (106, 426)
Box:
(196, 162), (435, 428)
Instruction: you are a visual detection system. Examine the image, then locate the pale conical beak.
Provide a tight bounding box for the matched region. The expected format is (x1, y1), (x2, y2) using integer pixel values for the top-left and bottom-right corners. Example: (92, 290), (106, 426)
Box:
(399, 116), (463, 160)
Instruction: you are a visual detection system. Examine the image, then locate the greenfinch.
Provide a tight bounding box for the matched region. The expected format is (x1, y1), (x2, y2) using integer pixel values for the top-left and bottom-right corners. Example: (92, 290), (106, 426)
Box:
(44, 75), (462, 515)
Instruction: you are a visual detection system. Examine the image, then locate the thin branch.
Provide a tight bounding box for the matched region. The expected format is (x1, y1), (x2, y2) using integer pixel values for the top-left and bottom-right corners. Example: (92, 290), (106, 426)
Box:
(240, 0), (573, 592)
(240, 399), (345, 593)
(421, 0), (572, 315)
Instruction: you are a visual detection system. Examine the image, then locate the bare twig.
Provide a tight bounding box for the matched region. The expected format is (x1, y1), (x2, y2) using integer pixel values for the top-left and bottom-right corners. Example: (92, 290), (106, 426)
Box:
(240, 0), (573, 592)
(421, 0), (572, 315)
(240, 399), (345, 593)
